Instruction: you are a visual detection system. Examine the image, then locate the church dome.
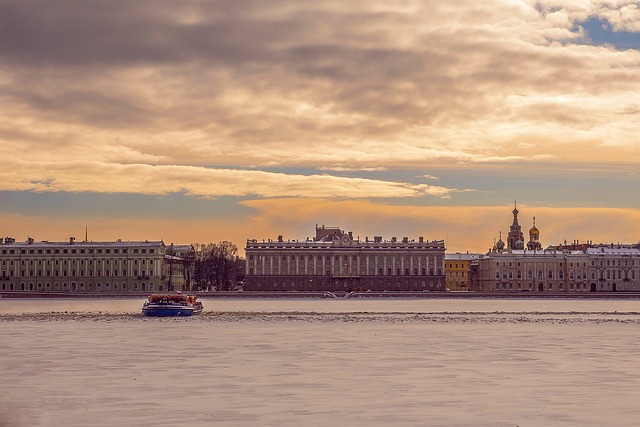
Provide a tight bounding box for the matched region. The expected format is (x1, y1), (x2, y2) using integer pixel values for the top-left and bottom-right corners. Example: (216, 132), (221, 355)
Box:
(496, 237), (505, 251)
(529, 217), (540, 235)
(515, 238), (525, 249)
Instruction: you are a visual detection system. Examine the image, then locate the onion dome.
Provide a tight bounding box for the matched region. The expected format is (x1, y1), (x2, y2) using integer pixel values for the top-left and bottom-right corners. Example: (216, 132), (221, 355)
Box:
(529, 216), (540, 236)
(496, 232), (505, 251)
(515, 238), (525, 250)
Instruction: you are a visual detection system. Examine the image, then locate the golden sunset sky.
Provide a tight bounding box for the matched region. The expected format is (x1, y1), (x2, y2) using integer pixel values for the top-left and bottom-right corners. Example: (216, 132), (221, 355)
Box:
(2, 0), (640, 254)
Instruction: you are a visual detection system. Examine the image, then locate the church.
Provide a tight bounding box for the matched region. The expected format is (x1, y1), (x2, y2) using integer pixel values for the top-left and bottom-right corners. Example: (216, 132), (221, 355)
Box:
(492, 201), (542, 253)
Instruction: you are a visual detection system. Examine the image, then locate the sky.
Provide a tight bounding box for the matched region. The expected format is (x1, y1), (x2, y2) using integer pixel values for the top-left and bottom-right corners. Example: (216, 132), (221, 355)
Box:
(2, 0), (640, 255)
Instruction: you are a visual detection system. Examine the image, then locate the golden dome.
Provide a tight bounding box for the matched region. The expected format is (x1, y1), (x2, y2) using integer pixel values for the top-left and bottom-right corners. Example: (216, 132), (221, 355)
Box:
(529, 216), (540, 235)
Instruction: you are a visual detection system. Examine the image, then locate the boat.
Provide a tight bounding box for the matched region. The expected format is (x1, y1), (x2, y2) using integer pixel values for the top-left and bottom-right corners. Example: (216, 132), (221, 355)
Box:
(142, 293), (203, 317)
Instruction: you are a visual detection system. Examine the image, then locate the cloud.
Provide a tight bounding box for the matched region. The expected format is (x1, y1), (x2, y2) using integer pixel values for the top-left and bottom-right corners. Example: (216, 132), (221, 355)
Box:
(1, 0), (639, 196)
(0, 161), (465, 199)
(318, 166), (388, 172)
(0, 0), (640, 167)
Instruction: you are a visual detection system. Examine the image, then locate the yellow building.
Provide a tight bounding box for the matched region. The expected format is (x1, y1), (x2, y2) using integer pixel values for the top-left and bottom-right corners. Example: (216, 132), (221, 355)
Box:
(445, 253), (479, 291)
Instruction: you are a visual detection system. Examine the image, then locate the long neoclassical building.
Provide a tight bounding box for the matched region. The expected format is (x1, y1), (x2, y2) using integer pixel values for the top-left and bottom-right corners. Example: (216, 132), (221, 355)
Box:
(0, 237), (168, 293)
(245, 225), (446, 292)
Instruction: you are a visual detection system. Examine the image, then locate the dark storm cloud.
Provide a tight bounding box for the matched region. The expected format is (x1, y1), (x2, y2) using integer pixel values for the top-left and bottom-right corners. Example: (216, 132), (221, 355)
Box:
(0, 1), (261, 66)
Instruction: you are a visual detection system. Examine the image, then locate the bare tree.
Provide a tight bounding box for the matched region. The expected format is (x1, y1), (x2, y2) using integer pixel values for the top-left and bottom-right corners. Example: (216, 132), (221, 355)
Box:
(181, 250), (195, 291)
(166, 243), (175, 291)
(192, 241), (240, 291)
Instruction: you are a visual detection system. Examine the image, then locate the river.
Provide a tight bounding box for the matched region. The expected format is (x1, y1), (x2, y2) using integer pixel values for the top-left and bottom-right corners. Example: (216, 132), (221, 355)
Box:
(1, 298), (639, 426)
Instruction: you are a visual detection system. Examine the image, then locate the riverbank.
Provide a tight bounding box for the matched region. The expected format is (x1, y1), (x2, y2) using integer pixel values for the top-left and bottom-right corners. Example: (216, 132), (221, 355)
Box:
(3, 290), (640, 299)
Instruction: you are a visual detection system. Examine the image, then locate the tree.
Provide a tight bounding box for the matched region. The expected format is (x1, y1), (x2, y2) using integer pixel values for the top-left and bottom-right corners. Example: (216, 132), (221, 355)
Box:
(166, 243), (175, 291)
(181, 250), (195, 291)
(192, 241), (241, 291)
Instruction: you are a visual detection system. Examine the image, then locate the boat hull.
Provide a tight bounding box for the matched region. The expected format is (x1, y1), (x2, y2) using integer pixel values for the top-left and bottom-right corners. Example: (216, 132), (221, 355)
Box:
(142, 304), (195, 317)
(142, 294), (203, 317)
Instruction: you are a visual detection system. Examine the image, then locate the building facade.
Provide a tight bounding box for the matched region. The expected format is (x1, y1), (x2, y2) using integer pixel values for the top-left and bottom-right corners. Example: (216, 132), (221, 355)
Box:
(586, 247), (640, 292)
(479, 204), (640, 293)
(245, 226), (446, 292)
(165, 243), (195, 291)
(476, 247), (640, 292)
(477, 249), (591, 292)
(0, 237), (167, 293)
(445, 253), (480, 291)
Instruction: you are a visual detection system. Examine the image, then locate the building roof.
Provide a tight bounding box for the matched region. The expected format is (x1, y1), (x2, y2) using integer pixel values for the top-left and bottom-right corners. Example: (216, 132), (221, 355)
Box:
(587, 247), (640, 256)
(445, 253), (480, 261)
(166, 244), (194, 252)
(0, 239), (164, 249)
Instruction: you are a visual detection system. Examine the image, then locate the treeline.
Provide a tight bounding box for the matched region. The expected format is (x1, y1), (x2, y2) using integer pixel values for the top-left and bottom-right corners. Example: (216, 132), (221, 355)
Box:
(167, 241), (245, 291)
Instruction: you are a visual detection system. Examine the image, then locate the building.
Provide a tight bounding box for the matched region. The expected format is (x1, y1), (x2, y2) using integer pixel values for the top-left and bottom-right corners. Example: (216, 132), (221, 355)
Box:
(506, 201), (525, 250)
(477, 249), (592, 292)
(477, 204), (640, 293)
(165, 243), (195, 291)
(445, 253), (480, 291)
(586, 246), (640, 292)
(0, 237), (167, 293)
(245, 225), (446, 292)
(476, 246), (640, 293)
(496, 201), (541, 252)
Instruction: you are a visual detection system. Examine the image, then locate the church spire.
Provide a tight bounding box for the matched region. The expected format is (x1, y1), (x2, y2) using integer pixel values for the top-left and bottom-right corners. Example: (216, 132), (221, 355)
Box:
(507, 201), (524, 250)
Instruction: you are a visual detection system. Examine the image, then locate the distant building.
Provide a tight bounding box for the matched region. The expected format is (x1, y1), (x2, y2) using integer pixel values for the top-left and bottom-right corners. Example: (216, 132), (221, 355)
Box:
(496, 201), (542, 252)
(477, 204), (640, 293)
(506, 202), (525, 250)
(165, 243), (195, 291)
(0, 237), (167, 293)
(244, 225), (446, 292)
(445, 253), (480, 291)
(477, 249), (591, 292)
(476, 246), (640, 292)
